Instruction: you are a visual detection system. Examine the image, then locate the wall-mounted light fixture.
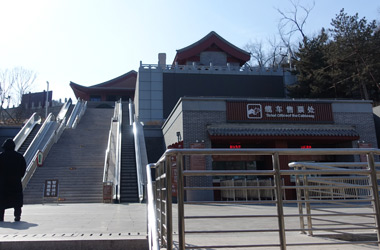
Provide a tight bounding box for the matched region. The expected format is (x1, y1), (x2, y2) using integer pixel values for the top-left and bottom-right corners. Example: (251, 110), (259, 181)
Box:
(176, 131), (182, 142)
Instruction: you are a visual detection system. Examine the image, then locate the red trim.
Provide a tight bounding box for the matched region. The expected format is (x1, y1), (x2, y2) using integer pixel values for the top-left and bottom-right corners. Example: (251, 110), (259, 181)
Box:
(173, 31), (250, 66)
(168, 141), (184, 149)
(209, 135), (359, 142)
(70, 71), (137, 101)
(227, 101), (334, 123)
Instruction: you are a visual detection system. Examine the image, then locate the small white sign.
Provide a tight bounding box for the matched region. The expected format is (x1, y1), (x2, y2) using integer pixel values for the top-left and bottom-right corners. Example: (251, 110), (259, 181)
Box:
(247, 104), (262, 119)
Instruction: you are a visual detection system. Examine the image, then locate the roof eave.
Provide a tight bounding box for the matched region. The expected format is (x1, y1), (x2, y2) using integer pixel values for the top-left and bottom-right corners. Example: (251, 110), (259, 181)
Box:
(173, 31), (250, 65)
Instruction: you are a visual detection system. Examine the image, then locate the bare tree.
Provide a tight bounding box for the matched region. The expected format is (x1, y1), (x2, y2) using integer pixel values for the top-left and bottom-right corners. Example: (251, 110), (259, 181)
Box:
(244, 40), (269, 67)
(244, 1), (314, 69)
(267, 36), (287, 68)
(0, 67), (37, 124)
(277, 0), (315, 40)
(0, 69), (15, 109)
(11, 67), (37, 106)
(244, 37), (285, 68)
(276, 0), (315, 65)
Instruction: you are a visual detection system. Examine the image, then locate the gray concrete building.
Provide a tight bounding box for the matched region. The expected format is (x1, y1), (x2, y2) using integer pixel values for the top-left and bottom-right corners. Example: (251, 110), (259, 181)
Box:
(161, 97), (377, 201)
(131, 31), (378, 201)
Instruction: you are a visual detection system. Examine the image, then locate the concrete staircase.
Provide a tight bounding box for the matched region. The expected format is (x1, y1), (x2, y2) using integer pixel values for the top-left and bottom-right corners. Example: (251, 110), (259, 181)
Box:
(23, 108), (114, 204)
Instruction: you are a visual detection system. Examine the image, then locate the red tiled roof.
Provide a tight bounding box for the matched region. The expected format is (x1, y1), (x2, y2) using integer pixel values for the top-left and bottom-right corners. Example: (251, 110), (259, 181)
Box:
(70, 70), (137, 99)
(173, 31), (250, 66)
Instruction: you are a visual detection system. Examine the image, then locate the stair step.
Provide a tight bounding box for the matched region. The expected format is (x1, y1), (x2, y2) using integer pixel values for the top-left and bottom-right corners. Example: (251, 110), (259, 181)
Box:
(23, 108), (114, 204)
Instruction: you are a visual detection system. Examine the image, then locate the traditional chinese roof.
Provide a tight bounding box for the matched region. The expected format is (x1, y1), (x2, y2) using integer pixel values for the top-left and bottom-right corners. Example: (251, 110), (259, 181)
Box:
(70, 70), (137, 98)
(207, 124), (359, 140)
(173, 31), (250, 66)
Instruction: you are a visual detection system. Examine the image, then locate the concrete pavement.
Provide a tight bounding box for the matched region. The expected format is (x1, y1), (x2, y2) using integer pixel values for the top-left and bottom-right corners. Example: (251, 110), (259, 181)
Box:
(0, 203), (148, 250)
(0, 203), (379, 250)
(171, 203), (379, 250)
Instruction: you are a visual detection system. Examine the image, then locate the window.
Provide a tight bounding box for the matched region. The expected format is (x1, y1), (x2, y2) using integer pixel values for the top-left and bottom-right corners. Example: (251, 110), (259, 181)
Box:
(90, 95), (101, 101)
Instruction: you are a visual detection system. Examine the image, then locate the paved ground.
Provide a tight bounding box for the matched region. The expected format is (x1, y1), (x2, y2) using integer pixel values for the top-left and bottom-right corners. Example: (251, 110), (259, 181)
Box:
(0, 203), (379, 250)
(172, 203), (380, 250)
(0, 203), (147, 241)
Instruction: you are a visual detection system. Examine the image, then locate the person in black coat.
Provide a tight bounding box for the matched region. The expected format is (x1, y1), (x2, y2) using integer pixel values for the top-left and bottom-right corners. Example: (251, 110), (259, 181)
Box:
(0, 138), (26, 222)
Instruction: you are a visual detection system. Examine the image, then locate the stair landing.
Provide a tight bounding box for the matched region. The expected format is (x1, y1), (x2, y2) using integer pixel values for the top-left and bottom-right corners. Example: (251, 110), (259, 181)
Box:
(0, 203), (148, 250)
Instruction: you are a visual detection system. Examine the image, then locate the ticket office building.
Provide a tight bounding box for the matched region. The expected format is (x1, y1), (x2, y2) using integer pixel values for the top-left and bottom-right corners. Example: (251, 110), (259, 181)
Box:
(162, 97), (377, 201)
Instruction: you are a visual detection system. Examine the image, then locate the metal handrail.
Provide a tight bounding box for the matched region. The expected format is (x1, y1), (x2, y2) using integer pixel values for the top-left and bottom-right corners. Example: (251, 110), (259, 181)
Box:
(131, 98), (147, 202)
(22, 116), (67, 189)
(23, 113), (55, 164)
(148, 148), (380, 250)
(114, 101), (122, 201)
(14, 112), (41, 151)
(147, 163), (160, 250)
(66, 99), (87, 128)
(22, 151), (39, 189)
(56, 98), (72, 122)
(290, 160), (380, 236)
(72, 101), (87, 129)
(21, 99), (77, 189)
(54, 117), (67, 143)
(129, 99), (133, 126)
(103, 102), (116, 182)
(66, 99), (82, 128)
(103, 123), (113, 184)
(133, 121), (146, 202)
(139, 63), (284, 75)
(103, 101), (119, 196)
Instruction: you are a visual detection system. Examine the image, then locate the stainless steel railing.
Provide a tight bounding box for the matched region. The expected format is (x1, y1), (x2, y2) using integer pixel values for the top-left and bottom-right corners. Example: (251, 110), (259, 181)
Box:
(14, 112), (41, 152)
(102, 101), (121, 201)
(22, 116), (67, 189)
(66, 99), (87, 128)
(22, 114), (68, 189)
(114, 101), (122, 201)
(56, 98), (72, 122)
(147, 163), (160, 250)
(23, 113), (56, 165)
(133, 120), (145, 202)
(147, 148), (380, 250)
(127, 98), (148, 202)
(289, 161), (380, 236)
(220, 178), (286, 201)
(21, 99), (73, 189)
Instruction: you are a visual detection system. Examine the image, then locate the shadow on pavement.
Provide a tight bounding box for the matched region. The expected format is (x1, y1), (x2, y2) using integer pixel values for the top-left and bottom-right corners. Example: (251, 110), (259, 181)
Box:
(0, 221), (38, 230)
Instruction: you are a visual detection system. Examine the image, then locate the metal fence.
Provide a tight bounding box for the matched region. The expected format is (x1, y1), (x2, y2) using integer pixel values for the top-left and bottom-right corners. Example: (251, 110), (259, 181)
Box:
(220, 178), (286, 201)
(147, 148), (380, 250)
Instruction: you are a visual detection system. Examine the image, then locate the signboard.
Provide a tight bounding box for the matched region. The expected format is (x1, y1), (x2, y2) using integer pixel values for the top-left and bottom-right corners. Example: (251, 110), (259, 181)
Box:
(103, 183), (113, 203)
(190, 143), (206, 171)
(358, 142), (372, 162)
(44, 179), (58, 197)
(171, 156), (178, 197)
(227, 101), (333, 123)
(168, 141), (183, 197)
(37, 151), (44, 166)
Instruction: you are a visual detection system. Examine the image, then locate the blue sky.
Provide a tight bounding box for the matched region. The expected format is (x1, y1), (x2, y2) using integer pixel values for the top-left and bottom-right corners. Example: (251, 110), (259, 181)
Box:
(0, 0), (379, 103)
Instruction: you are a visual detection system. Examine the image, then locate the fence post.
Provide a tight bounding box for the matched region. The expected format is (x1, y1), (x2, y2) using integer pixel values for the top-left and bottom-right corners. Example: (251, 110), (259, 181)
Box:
(166, 156), (173, 250)
(158, 162), (164, 246)
(273, 152), (287, 250)
(303, 166), (313, 236)
(177, 153), (186, 250)
(295, 166), (306, 234)
(366, 152), (380, 249)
